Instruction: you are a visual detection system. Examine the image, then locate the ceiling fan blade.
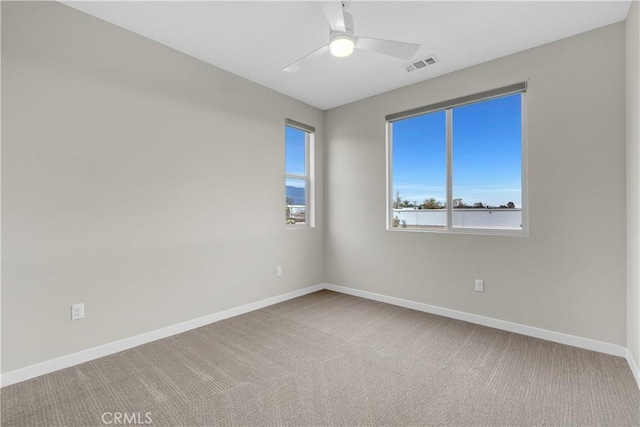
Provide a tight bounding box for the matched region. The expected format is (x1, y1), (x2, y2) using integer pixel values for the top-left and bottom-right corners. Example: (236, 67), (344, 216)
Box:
(321, 1), (346, 33)
(282, 45), (330, 72)
(355, 37), (421, 60)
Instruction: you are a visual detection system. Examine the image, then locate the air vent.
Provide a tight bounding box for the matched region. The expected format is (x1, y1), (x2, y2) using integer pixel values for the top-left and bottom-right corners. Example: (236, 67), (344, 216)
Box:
(403, 55), (438, 73)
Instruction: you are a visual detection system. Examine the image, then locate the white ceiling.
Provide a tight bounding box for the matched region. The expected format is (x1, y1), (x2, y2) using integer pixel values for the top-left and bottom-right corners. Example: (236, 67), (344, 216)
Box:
(63, 1), (631, 110)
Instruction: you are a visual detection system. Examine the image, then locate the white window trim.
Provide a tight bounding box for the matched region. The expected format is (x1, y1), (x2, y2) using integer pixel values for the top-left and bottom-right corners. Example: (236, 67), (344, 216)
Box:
(285, 120), (315, 229)
(386, 88), (528, 237)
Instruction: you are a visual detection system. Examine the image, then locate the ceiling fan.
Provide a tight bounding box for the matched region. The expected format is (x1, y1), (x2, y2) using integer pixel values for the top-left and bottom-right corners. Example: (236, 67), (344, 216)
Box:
(282, 1), (421, 72)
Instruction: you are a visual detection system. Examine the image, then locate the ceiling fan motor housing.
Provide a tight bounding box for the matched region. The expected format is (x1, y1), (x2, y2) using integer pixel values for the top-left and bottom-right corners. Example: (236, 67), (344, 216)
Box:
(341, 11), (354, 34)
(330, 29), (354, 44)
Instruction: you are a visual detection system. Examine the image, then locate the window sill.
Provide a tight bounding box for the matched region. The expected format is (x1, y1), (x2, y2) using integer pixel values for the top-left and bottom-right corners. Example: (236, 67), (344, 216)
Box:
(387, 226), (528, 237)
(286, 224), (313, 230)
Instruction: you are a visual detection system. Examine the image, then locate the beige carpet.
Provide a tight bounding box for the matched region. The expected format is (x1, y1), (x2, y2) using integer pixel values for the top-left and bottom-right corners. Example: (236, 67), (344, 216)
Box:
(2, 290), (639, 426)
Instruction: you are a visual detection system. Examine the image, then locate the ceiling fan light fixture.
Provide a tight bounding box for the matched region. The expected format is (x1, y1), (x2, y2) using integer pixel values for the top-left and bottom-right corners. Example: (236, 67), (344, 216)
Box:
(329, 33), (355, 57)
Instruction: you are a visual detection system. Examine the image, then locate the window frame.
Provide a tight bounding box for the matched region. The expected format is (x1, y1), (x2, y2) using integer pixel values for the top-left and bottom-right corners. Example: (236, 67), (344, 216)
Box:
(285, 119), (315, 228)
(386, 84), (528, 237)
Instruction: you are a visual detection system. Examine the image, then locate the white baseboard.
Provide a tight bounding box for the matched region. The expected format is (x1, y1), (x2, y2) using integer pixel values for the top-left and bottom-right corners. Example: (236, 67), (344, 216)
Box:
(0, 284), (324, 388)
(323, 283), (627, 358)
(626, 348), (640, 389)
(2, 282), (635, 388)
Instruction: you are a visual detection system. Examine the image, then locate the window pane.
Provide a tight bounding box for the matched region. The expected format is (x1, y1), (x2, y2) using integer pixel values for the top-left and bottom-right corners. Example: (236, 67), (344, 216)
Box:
(286, 178), (306, 225)
(391, 111), (446, 230)
(285, 126), (306, 175)
(452, 94), (522, 229)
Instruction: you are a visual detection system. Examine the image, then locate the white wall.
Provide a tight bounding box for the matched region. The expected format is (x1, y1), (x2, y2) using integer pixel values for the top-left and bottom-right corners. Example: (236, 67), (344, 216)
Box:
(1, 2), (324, 373)
(626, 0), (640, 377)
(325, 23), (627, 345)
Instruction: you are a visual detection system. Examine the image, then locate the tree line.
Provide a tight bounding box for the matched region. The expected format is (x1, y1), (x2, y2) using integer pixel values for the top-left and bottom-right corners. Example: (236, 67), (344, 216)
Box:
(393, 192), (516, 210)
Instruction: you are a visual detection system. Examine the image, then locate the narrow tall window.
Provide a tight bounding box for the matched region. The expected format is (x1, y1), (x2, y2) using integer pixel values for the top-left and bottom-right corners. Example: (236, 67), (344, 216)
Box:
(387, 83), (527, 235)
(285, 119), (314, 227)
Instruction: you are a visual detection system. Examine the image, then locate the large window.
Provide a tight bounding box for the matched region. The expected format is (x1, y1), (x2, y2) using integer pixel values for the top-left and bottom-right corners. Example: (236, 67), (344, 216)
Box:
(387, 83), (527, 235)
(285, 119), (314, 227)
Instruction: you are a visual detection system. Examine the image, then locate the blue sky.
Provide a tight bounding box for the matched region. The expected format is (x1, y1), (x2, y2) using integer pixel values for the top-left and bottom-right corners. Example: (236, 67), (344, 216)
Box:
(285, 126), (306, 204)
(285, 126), (306, 176)
(393, 94), (522, 207)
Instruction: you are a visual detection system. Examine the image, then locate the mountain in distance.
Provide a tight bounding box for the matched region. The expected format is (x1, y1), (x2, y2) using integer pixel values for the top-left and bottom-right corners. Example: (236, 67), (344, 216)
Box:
(286, 186), (305, 205)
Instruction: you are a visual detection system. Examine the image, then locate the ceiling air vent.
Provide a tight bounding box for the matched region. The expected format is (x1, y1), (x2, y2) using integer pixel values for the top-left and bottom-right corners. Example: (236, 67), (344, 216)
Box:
(403, 55), (438, 73)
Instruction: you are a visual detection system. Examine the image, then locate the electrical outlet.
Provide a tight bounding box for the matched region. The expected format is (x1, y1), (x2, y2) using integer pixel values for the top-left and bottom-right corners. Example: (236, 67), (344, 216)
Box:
(276, 266), (282, 277)
(474, 279), (484, 292)
(71, 303), (84, 320)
